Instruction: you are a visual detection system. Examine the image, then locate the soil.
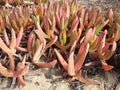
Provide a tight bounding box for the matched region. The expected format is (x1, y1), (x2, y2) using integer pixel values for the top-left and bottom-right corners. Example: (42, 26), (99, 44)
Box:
(0, 0), (120, 90)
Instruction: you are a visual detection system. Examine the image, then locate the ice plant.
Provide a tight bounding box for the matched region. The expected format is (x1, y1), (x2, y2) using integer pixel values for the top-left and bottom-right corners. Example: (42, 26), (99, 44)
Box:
(10, 6), (30, 32)
(0, 54), (29, 86)
(87, 9), (120, 70)
(86, 29), (117, 71)
(54, 1), (81, 52)
(1, 28), (28, 53)
(54, 43), (99, 85)
(0, 0), (119, 88)
(107, 9), (120, 42)
(27, 30), (57, 68)
(54, 28), (99, 85)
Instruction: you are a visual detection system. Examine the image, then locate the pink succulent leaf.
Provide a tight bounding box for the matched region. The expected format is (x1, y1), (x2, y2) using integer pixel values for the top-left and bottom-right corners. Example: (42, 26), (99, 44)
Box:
(75, 43), (85, 63)
(59, 16), (64, 30)
(5, 15), (11, 29)
(3, 29), (10, 46)
(81, 7), (86, 25)
(9, 16), (19, 32)
(14, 63), (29, 77)
(15, 57), (29, 86)
(18, 76), (26, 86)
(102, 43), (110, 53)
(75, 43), (89, 72)
(32, 44), (44, 62)
(70, 40), (77, 53)
(76, 28), (82, 41)
(97, 30), (107, 55)
(54, 49), (68, 70)
(84, 27), (96, 43)
(36, 21), (48, 38)
(80, 18), (84, 30)
(59, 7), (62, 19)
(8, 0), (13, 4)
(32, 39), (46, 62)
(48, 17), (52, 26)
(95, 10), (102, 24)
(16, 27), (23, 47)
(34, 29), (47, 42)
(90, 52), (98, 58)
(55, 4), (60, 28)
(45, 36), (58, 49)
(90, 27), (96, 39)
(16, 46), (28, 52)
(98, 31), (107, 42)
(10, 28), (16, 51)
(88, 10), (97, 29)
(84, 28), (93, 44)
(103, 19), (109, 27)
(0, 62), (14, 77)
(65, 2), (70, 18)
(101, 60), (113, 71)
(101, 49), (111, 60)
(33, 60), (57, 68)
(68, 52), (75, 76)
(84, 12), (89, 28)
(16, 65), (29, 77)
(103, 41), (117, 60)
(71, 16), (79, 32)
(43, 16), (49, 34)
(51, 15), (56, 35)
(28, 32), (34, 51)
(19, 56), (28, 75)
(0, 38), (14, 54)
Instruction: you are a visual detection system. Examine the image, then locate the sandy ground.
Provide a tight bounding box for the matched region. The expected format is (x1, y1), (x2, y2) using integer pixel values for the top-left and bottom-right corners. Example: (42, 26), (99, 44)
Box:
(78, 0), (120, 14)
(0, 0), (120, 90)
(0, 69), (119, 90)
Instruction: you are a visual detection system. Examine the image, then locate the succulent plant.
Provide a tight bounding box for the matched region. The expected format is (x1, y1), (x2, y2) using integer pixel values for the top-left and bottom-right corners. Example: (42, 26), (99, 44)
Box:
(27, 30), (57, 68)
(0, 0), (119, 87)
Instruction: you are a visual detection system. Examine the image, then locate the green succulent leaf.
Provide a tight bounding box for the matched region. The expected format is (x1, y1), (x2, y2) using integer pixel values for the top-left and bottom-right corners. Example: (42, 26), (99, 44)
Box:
(95, 25), (103, 35)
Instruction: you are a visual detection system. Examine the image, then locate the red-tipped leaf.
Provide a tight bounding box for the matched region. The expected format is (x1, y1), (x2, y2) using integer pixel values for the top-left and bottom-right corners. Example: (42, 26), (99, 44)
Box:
(75, 43), (89, 72)
(34, 60), (57, 68)
(101, 60), (113, 71)
(0, 38), (13, 54)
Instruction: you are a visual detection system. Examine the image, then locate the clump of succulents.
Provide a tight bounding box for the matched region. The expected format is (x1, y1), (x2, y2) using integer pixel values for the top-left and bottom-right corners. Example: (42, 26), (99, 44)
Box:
(0, 0), (120, 87)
